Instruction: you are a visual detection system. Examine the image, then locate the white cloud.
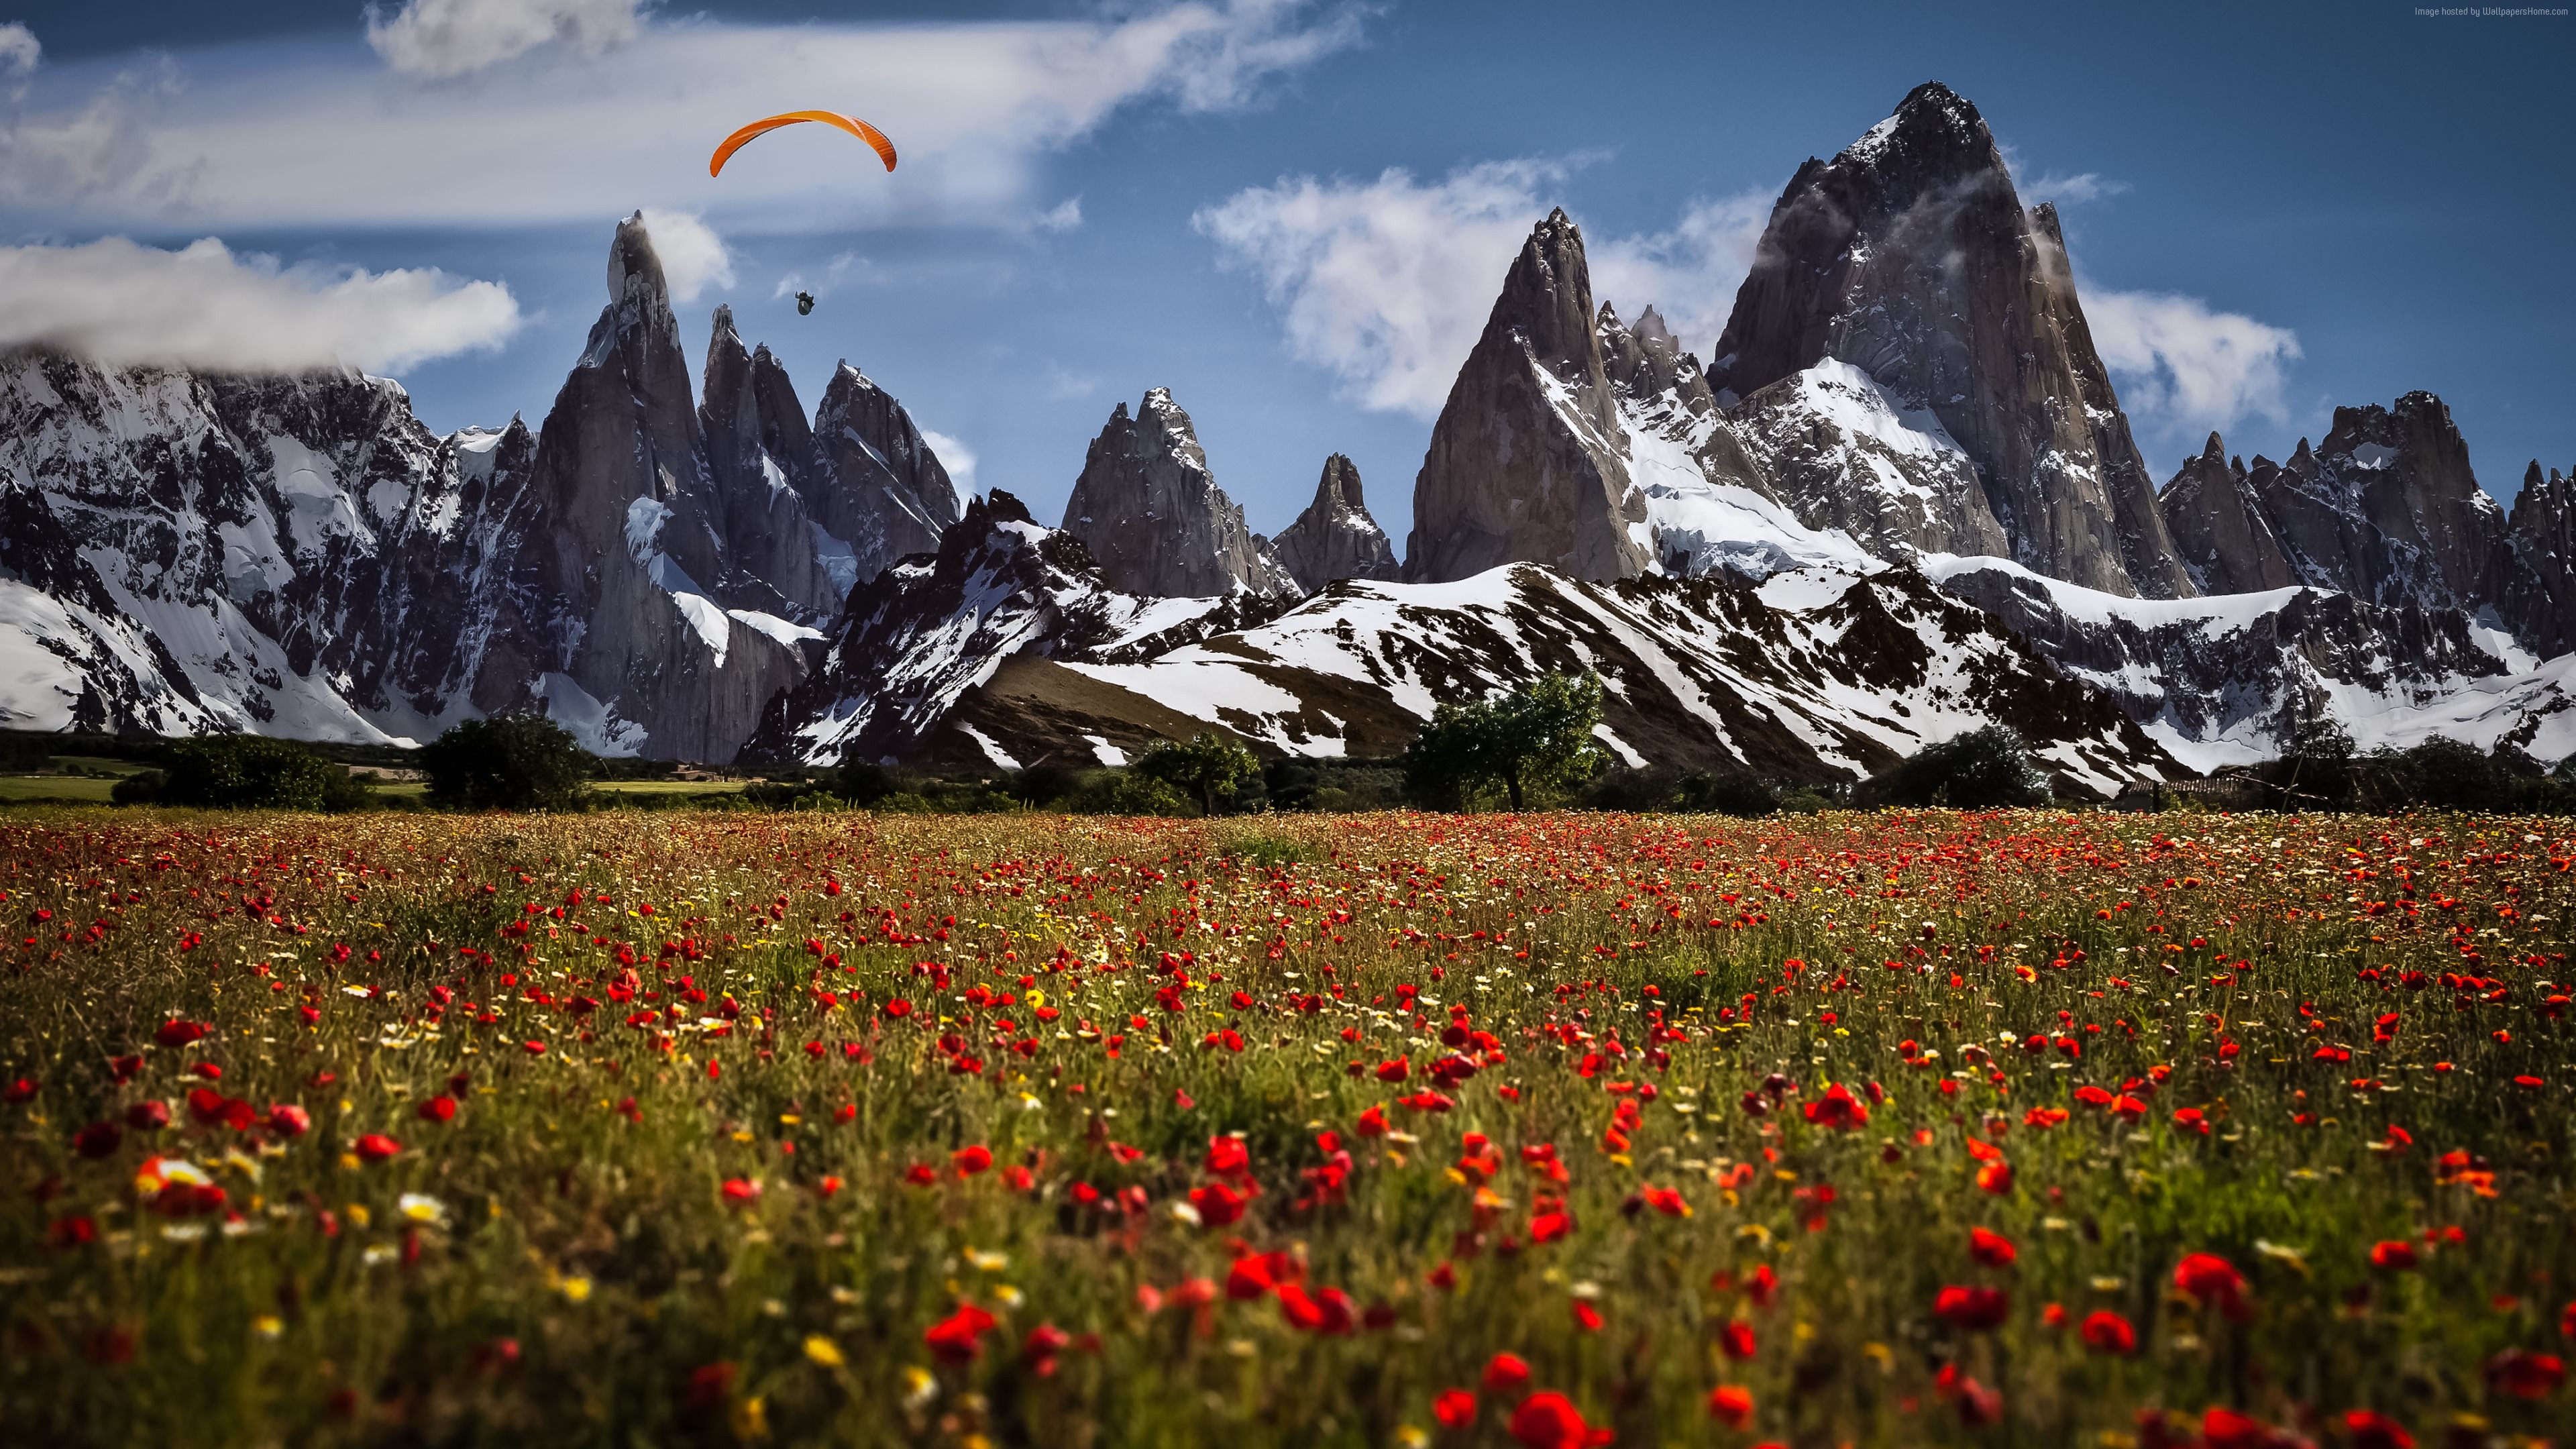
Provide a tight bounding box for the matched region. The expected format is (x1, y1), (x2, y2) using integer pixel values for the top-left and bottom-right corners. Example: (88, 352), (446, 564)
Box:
(0, 22), (39, 79)
(635, 207), (731, 302)
(1195, 160), (1565, 416)
(2025, 171), (2129, 206)
(0, 235), (522, 373)
(1197, 159), (1768, 417)
(365, 0), (649, 78)
(920, 429), (977, 496)
(0, 28), (193, 213)
(1587, 193), (1770, 359)
(0, 3), (1361, 231)
(2086, 287), (2302, 433)
(1033, 197), (1084, 233)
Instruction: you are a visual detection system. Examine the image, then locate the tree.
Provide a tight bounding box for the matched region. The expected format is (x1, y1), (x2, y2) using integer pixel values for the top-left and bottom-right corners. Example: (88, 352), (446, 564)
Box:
(1402, 672), (1608, 812)
(1137, 731), (1259, 816)
(1861, 725), (2050, 809)
(114, 735), (372, 812)
(2267, 705), (2357, 808)
(421, 715), (592, 812)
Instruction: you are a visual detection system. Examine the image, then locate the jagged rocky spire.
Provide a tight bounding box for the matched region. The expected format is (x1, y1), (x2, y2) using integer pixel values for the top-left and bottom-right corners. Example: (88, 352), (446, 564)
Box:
(1706, 82), (2195, 598)
(1407, 209), (1648, 583)
(1060, 388), (1296, 598)
(1272, 454), (1399, 590)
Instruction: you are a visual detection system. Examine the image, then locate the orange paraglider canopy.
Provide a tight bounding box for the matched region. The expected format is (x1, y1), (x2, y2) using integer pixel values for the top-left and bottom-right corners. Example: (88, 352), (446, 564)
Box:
(709, 111), (897, 177)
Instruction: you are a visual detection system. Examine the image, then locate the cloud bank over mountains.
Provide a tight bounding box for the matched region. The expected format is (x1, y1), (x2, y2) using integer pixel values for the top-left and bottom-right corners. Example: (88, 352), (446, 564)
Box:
(0, 235), (520, 373)
(0, 1), (1364, 230)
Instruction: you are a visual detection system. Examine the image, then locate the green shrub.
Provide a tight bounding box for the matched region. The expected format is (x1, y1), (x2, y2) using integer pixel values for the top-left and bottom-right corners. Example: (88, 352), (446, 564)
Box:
(1675, 771), (1779, 816)
(1403, 673), (1608, 812)
(113, 735), (372, 812)
(421, 715), (592, 812)
(1860, 725), (2050, 809)
(1071, 770), (1195, 817)
(1136, 732), (1260, 816)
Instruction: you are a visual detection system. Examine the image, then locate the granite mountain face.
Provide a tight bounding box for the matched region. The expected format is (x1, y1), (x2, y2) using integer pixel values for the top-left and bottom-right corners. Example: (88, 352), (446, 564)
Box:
(1270, 454), (1401, 592)
(5, 86), (2575, 784)
(1059, 388), (1299, 599)
(1405, 210), (1652, 585)
(1704, 81), (2194, 599)
(0, 213), (959, 761)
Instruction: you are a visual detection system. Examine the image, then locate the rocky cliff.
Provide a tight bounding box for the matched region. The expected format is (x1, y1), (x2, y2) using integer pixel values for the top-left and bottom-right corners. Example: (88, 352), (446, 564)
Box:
(698, 306), (839, 621)
(2504, 463), (2576, 657)
(0, 347), (535, 740)
(1271, 454), (1399, 590)
(808, 360), (962, 591)
(468, 212), (810, 761)
(0, 213), (982, 760)
(755, 492), (2180, 794)
(1407, 210), (1650, 584)
(2249, 393), (2507, 616)
(1060, 388), (1297, 598)
(1706, 81), (2194, 598)
(1721, 359), (2011, 563)
(2158, 434), (2300, 596)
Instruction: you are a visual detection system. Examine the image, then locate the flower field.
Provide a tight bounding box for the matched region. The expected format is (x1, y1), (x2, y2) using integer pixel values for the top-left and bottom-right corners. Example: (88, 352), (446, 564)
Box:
(1, 806), (2570, 1448)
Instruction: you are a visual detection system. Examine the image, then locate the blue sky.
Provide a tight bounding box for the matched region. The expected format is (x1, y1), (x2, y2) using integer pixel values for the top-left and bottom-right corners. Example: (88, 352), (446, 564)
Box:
(4, 0), (2569, 547)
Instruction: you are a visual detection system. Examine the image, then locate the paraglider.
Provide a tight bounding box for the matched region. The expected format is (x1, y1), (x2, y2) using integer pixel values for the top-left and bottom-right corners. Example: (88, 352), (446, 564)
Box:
(709, 111), (897, 177)
(795, 291), (816, 317)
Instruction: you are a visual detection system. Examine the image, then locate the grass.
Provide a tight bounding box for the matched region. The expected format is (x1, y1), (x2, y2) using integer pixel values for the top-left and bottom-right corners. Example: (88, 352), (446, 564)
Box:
(0, 775), (119, 802)
(0, 806), (2568, 1448)
(590, 779), (750, 796)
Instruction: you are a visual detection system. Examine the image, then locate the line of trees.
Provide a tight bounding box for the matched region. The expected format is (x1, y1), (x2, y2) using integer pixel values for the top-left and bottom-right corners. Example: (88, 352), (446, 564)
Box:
(28, 686), (2576, 817)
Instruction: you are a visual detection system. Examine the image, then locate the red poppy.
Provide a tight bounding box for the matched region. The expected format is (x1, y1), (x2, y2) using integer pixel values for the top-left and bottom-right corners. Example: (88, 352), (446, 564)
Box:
(2173, 1252), (2251, 1319)
(924, 1301), (996, 1364)
(1227, 1250), (1297, 1300)
(154, 1020), (209, 1049)
(72, 1122), (121, 1159)
(1974, 1161), (2014, 1195)
(1189, 1181), (1250, 1226)
(352, 1133), (400, 1163)
(1802, 1082), (1869, 1129)
(1205, 1136), (1250, 1175)
(1508, 1391), (1613, 1449)
(1570, 1299), (1602, 1332)
(1933, 1285), (2008, 1331)
(268, 1104), (311, 1136)
(1708, 1384), (1754, 1428)
(1269, 1276), (1336, 1328)
(2485, 1348), (2565, 1399)
(417, 1095), (458, 1124)
(1529, 1208), (1574, 1244)
(904, 1163), (938, 1186)
(953, 1144), (993, 1177)
(2369, 1240), (2418, 1271)
(1968, 1228), (2017, 1267)
(2341, 1409), (2414, 1449)
(2200, 1407), (2286, 1449)
(1021, 1323), (1070, 1376)
(2078, 1310), (2136, 1355)
(1718, 1320), (1756, 1360)
(720, 1177), (760, 1205)
(1433, 1388), (1478, 1430)
(1, 1078), (36, 1107)
(1482, 1352), (1532, 1395)
(1356, 1104), (1388, 1137)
